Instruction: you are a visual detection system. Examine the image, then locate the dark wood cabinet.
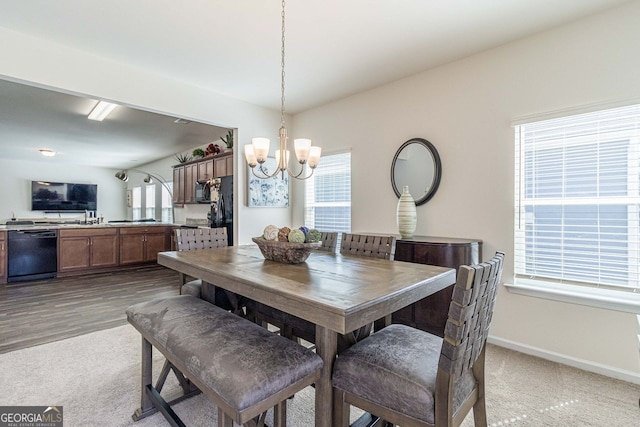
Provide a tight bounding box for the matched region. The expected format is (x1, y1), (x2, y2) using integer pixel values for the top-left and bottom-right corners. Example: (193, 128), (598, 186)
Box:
(172, 152), (233, 205)
(0, 231), (6, 283)
(393, 236), (482, 337)
(58, 228), (118, 272)
(172, 166), (185, 204)
(119, 226), (170, 265)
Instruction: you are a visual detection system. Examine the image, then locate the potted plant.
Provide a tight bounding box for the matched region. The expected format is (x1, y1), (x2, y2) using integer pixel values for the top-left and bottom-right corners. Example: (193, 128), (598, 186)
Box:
(174, 152), (192, 163)
(192, 148), (205, 159)
(220, 130), (233, 151)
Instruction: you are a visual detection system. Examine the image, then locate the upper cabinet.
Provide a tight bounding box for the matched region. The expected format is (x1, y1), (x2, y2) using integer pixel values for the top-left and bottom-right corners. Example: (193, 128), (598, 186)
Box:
(173, 152), (233, 205)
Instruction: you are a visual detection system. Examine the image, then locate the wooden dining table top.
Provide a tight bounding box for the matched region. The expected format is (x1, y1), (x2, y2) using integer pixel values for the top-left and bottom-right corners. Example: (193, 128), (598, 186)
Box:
(157, 244), (456, 335)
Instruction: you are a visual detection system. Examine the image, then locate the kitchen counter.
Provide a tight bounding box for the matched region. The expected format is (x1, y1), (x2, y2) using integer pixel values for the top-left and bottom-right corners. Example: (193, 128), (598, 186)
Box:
(0, 222), (180, 231)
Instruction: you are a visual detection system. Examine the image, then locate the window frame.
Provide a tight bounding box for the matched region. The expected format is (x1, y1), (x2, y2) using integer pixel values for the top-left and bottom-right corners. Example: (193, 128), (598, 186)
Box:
(510, 103), (640, 313)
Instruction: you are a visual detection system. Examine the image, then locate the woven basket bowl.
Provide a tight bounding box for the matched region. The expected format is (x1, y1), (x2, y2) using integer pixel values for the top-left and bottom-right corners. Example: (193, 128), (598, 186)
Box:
(252, 237), (321, 264)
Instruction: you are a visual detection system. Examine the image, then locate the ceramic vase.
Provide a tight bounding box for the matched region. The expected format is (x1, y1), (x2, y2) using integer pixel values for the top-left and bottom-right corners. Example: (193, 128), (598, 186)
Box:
(397, 186), (417, 238)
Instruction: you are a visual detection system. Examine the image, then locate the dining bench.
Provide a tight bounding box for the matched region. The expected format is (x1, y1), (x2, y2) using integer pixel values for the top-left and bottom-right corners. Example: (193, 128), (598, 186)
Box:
(126, 295), (323, 427)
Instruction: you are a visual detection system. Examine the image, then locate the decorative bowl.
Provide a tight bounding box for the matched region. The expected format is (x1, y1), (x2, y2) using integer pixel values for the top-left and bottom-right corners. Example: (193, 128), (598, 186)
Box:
(252, 237), (321, 264)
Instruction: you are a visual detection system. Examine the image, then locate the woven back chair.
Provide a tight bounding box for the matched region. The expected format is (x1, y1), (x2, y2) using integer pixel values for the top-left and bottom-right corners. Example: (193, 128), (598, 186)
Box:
(332, 252), (505, 427)
(318, 231), (340, 253)
(174, 228), (237, 312)
(175, 227), (228, 252)
(340, 233), (396, 260)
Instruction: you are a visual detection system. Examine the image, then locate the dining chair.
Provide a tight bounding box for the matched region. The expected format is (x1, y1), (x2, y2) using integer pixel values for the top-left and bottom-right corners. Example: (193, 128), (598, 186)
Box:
(175, 228), (236, 311)
(340, 233), (396, 260)
(332, 251), (505, 427)
(318, 231), (340, 253)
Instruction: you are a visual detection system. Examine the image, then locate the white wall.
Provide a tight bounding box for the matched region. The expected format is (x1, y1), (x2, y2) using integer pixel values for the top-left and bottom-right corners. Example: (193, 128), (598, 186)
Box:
(292, 1), (640, 382)
(0, 158), (125, 223)
(0, 26), (290, 243)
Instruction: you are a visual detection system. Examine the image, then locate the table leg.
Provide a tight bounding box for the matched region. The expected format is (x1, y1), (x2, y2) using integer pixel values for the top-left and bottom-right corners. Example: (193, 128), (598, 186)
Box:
(315, 325), (337, 427)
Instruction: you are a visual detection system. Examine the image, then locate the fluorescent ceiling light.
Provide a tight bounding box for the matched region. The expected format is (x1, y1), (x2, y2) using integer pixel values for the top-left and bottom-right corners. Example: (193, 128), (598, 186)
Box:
(39, 149), (56, 157)
(88, 101), (118, 121)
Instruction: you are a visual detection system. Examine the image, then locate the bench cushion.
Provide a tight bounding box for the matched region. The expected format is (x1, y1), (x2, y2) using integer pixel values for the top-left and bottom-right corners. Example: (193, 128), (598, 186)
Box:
(127, 295), (323, 412)
(332, 324), (475, 424)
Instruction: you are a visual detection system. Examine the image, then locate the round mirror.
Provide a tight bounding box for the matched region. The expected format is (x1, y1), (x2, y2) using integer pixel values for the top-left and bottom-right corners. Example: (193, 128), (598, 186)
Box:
(390, 138), (442, 206)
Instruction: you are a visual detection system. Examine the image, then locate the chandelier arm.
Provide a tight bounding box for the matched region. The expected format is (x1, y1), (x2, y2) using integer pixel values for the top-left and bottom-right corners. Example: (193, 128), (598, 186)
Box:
(286, 164), (315, 180)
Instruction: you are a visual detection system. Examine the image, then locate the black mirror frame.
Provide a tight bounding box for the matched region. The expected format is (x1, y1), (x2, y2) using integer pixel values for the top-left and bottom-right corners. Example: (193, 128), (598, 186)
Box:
(390, 137), (442, 206)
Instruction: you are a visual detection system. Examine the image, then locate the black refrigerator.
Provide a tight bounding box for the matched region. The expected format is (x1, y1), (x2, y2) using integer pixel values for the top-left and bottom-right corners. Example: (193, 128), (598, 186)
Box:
(208, 175), (233, 246)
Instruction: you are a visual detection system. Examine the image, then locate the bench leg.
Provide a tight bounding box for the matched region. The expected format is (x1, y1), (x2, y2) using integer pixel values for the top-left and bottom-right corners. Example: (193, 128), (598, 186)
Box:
(218, 408), (234, 427)
(273, 401), (287, 427)
(132, 337), (154, 421)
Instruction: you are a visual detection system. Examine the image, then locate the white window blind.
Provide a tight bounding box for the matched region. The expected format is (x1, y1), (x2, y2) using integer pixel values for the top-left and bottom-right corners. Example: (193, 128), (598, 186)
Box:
(304, 152), (351, 233)
(162, 182), (173, 223)
(145, 184), (156, 219)
(515, 104), (640, 293)
(132, 187), (141, 221)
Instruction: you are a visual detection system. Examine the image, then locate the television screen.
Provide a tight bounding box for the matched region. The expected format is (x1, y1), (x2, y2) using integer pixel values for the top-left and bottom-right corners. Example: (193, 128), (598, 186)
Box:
(31, 181), (97, 211)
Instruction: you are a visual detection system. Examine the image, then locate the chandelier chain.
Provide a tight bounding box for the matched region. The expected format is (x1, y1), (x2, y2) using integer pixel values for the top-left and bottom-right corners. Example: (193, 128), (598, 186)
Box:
(280, 0), (286, 128)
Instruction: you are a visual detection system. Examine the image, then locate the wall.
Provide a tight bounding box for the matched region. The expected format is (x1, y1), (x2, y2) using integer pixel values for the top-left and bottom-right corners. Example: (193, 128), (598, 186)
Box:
(0, 158), (125, 223)
(0, 26), (290, 243)
(292, 1), (640, 382)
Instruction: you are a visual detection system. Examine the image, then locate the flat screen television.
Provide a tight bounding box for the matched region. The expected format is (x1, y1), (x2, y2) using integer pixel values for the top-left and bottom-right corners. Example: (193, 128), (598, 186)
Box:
(31, 181), (97, 211)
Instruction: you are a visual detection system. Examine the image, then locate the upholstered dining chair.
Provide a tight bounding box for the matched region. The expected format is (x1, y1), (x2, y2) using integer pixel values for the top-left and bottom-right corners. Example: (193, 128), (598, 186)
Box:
(332, 251), (505, 427)
(174, 228), (237, 311)
(340, 233), (396, 260)
(318, 231), (340, 253)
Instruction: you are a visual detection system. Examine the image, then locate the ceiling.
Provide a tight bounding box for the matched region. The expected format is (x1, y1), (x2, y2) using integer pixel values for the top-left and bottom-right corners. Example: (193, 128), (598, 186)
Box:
(0, 0), (631, 168)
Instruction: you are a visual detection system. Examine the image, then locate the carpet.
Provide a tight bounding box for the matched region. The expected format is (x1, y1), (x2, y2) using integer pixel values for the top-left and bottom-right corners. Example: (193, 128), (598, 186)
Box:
(0, 325), (638, 426)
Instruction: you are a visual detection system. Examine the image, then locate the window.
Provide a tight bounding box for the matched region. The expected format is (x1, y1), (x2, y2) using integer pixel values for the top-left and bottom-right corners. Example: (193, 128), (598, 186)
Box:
(132, 186), (141, 221)
(145, 184), (156, 219)
(304, 151), (351, 233)
(514, 104), (640, 294)
(161, 182), (173, 223)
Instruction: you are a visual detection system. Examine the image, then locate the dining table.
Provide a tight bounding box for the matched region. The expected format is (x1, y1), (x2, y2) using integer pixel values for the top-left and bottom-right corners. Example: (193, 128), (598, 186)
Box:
(157, 244), (456, 427)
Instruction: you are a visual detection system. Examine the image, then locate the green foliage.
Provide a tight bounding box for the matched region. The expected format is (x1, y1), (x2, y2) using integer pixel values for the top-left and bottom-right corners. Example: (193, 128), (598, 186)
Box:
(192, 148), (205, 158)
(220, 130), (234, 149)
(174, 152), (192, 163)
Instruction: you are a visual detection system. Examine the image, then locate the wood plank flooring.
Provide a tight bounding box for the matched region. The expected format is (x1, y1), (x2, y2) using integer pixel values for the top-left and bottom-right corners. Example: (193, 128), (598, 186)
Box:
(0, 265), (180, 354)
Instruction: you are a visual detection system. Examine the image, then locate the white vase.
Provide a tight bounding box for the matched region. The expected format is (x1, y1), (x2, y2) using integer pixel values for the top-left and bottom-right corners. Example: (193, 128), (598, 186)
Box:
(397, 186), (417, 239)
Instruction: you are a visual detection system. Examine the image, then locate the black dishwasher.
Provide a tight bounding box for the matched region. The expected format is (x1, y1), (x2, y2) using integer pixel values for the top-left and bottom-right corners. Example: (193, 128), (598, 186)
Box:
(8, 229), (58, 282)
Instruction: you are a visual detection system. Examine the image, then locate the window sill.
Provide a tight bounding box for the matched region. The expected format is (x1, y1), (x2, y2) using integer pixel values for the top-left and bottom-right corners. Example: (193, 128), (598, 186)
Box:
(504, 280), (640, 314)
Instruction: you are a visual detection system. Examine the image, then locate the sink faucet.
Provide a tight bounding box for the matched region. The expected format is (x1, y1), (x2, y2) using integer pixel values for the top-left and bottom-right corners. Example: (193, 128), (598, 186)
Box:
(84, 210), (88, 224)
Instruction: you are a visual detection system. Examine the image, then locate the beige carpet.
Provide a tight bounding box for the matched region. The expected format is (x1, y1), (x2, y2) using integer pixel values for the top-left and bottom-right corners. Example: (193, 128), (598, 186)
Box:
(0, 325), (638, 426)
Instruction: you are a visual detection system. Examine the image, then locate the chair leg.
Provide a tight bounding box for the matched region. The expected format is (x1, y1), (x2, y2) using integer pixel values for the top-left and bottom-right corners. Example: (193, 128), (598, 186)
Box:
(333, 389), (350, 427)
(472, 347), (488, 427)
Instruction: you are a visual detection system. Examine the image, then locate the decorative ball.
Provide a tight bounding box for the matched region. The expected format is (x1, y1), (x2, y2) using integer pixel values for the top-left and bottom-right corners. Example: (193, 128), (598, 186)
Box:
(278, 227), (291, 242)
(263, 225), (279, 241)
(299, 226), (309, 235)
(306, 229), (322, 243)
(288, 229), (306, 243)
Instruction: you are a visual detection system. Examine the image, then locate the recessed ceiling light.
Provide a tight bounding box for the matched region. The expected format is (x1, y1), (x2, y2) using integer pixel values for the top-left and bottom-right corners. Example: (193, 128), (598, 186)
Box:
(88, 100), (119, 121)
(39, 149), (56, 157)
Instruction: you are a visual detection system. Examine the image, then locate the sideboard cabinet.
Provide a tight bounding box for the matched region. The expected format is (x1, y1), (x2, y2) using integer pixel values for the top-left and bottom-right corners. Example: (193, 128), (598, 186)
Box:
(393, 236), (482, 337)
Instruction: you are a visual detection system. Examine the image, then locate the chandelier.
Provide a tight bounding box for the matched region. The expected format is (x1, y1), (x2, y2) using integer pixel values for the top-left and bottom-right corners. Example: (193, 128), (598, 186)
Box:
(244, 0), (321, 180)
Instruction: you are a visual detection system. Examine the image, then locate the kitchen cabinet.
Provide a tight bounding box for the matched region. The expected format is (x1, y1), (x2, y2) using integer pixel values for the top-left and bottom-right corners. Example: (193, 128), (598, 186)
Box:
(58, 228), (118, 272)
(198, 158), (214, 180)
(393, 236), (482, 337)
(214, 152), (233, 177)
(173, 153), (233, 204)
(0, 231), (6, 283)
(119, 226), (170, 265)
(173, 166), (185, 204)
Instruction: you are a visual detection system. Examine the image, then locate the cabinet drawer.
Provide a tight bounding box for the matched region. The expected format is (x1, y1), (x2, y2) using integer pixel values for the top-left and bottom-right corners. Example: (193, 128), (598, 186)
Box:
(119, 226), (167, 235)
(59, 228), (118, 238)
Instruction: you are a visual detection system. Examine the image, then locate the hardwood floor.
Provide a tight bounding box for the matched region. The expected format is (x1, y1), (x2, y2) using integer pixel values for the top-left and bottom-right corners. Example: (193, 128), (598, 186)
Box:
(0, 265), (180, 354)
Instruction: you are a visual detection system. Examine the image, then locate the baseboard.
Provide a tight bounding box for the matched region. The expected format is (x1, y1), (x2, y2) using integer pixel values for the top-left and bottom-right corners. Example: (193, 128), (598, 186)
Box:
(487, 335), (640, 385)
